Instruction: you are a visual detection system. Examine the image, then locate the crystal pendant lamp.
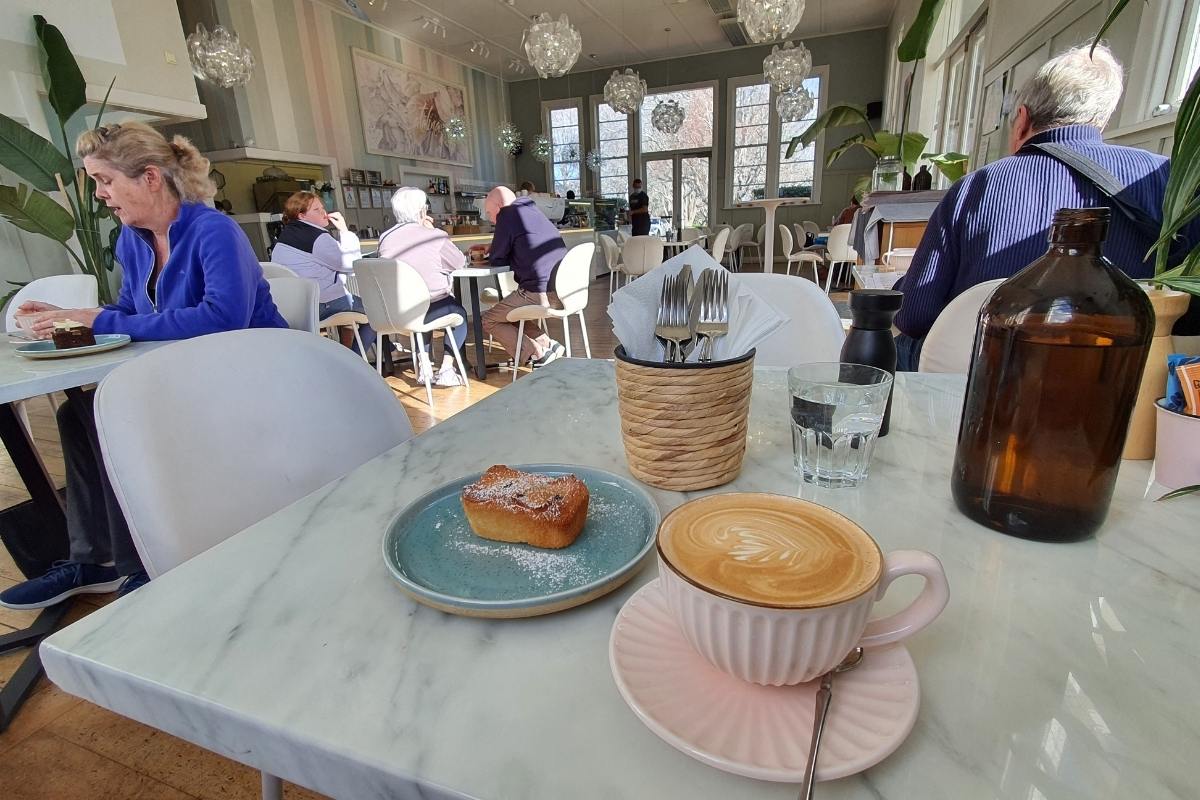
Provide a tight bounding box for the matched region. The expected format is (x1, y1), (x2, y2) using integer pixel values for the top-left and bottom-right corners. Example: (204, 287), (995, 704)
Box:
(496, 122), (523, 156)
(186, 23), (255, 89)
(763, 40), (812, 94)
(443, 116), (467, 142)
(604, 68), (647, 115)
(777, 86), (814, 122)
(531, 134), (553, 163)
(523, 13), (583, 78)
(651, 99), (685, 134)
(738, 0), (806, 43)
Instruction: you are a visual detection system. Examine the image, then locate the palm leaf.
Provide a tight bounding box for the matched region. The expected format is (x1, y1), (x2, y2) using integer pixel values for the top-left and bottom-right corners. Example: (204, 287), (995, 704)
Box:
(824, 134), (871, 166)
(1155, 66), (1200, 277)
(0, 183), (76, 242)
(1091, 1), (1140, 56)
(0, 113), (74, 192)
(924, 151), (970, 183)
(898, 0), (949, 62)
(1159, 484), (1200, 500)
(0, 281), (28, 314)
(852, 175), (872, 202)
(875, 131), (928, 169)
(34, 15), (87, 129)
(786, 104), (872, 158)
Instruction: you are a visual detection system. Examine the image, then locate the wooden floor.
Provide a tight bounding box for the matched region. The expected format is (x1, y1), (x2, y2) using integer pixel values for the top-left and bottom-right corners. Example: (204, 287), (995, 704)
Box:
(0, 270), (843, 798)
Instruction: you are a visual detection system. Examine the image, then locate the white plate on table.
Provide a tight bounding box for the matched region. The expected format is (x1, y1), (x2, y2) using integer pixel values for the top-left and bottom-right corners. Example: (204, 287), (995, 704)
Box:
(14, 334), (132, 360)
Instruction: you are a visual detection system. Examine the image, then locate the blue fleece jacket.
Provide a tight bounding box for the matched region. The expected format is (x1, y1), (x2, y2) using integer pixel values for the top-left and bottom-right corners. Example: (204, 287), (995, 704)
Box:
(93, 202), (287, 340)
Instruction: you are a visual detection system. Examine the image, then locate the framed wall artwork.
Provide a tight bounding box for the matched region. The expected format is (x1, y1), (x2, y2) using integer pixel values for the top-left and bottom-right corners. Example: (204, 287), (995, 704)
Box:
(371, 187), (385, 208)
(342, 184), (357, 208)
(358, 187), (373, 208)
(351, 47), (473, 167)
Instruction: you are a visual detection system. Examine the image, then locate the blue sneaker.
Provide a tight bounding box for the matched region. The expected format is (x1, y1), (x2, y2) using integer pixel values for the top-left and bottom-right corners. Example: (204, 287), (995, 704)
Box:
(0, 560), (123, 610)
(116, 570), (150, 598)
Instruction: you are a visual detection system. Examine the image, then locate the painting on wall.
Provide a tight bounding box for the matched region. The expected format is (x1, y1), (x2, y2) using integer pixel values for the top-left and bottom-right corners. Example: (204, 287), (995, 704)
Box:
(342, 184), (357, 208)
(351, 47), (473, 167)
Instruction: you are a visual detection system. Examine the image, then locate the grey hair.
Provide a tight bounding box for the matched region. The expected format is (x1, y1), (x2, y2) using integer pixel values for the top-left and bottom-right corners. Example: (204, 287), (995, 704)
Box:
(1014, 43), (1124, 132)
(390, 186), (428, 224)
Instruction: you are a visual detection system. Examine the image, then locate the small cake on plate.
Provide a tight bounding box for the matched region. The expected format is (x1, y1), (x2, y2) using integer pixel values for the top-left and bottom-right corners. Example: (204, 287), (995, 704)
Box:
(51, 320), (97, 349)
(461, 465), (590, 549)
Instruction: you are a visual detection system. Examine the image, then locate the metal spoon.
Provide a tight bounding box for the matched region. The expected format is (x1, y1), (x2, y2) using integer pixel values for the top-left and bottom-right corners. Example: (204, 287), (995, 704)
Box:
(798, 646), (865, 799)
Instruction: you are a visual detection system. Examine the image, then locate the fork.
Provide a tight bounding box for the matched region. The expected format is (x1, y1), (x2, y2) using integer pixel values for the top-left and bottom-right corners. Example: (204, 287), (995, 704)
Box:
(695, 269), (729, 362)
(654, 274), (692, 363)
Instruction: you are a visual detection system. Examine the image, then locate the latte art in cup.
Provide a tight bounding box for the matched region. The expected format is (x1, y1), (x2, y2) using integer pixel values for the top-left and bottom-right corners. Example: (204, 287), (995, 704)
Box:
(657, 494), (883, 608)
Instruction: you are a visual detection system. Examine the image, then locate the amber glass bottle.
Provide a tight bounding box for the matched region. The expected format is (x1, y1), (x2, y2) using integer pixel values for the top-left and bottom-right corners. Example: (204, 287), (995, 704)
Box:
(950, 208), (1154, 542)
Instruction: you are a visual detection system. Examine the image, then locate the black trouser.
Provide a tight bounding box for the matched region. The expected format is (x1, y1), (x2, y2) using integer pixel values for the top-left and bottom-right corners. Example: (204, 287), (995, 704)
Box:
(631, 215), (651, 236)
(59, 390), (142, 575)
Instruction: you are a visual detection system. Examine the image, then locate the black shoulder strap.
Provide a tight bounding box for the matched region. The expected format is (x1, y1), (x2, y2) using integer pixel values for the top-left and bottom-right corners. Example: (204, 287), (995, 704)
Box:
(1024, 141), (1181, 257)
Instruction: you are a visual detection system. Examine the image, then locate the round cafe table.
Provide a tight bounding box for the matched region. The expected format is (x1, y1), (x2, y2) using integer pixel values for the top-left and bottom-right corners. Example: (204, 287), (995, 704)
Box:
(735, 197), (809, 274)
(451, 263), (512, 381)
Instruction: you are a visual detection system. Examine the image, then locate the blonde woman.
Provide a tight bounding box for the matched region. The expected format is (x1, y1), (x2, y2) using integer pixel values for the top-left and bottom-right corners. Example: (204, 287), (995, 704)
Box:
(1, 122), (286, 610)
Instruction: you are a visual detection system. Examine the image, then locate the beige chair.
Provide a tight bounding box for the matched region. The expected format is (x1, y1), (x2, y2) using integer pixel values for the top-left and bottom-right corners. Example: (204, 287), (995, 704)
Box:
(728, 223), (754, 271)
(736, 273), (845, 366)
(265, 277), (320, 333)
(506, 242), (595, 381)
(779, 225), (823, 283)
(259, 262), (299, 279)
(919, 279), (1006, 373)
(708, 228), (731, 267)
(824, 223), (858, 294)
(739, 224), (763, 267)
(600, 234), (623, 296)
(621, 236), (664, 284)
(680, 228), (704, 243)
(354, 257), (470, 408)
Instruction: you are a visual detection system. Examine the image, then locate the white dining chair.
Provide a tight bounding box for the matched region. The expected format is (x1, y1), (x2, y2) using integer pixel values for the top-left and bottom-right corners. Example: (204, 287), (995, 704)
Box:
(728, 224), (753, 271)
(3, 274), (101, 434)
(92, 327), (412, 800)
(680, 228), (703, 243)
(802, 220), (822, 240)
(258, 262), (299, 279)
(779, 225), (823, 283)
(735, 273), (845, 367)
(354, 257), (470, 408)
(621, 236), (664, 285)
(600, 234), (624, 296)
(265, 277), (320, 334)
(824, 223), (858, 294)
(919, 279), (1006, 373)
(315, 275), (371, 362)
(708, 227), (731, 267)
(506, 242), (595, 381)
(739, 224), (763, 268)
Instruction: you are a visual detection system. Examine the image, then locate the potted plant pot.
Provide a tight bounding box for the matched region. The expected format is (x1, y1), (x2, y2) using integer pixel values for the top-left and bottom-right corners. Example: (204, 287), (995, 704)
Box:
(1154, 401), (1200, 489)
(1125, 288), (1192, 460)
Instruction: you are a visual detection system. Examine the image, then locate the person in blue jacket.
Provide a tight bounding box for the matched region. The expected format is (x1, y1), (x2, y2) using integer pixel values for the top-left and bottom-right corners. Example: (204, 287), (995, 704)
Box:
(0, 122), (287, 610)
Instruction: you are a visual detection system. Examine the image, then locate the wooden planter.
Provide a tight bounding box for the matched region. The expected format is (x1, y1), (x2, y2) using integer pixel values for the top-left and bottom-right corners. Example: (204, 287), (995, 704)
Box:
(614, 346), (755, 491)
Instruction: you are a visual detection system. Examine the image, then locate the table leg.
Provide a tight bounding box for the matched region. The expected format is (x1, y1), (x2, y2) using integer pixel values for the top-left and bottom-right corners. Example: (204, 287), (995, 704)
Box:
(465, 277), (487, 381)
(0, 401), (72, 733)
(762, 206), (777, 274)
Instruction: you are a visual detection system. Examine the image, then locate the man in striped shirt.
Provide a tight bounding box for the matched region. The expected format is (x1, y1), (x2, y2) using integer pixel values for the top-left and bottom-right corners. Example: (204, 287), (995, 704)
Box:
(894, 44), (1196, 370)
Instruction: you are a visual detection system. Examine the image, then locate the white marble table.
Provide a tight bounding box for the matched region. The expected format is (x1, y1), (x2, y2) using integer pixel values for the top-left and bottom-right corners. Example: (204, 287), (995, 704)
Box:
(41, 362), (1200, 799)
(0, 338), (167, 731)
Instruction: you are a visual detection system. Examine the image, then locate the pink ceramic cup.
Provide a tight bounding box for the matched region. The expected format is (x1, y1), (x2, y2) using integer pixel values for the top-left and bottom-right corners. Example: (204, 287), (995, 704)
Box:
(657, 495), (950, 686)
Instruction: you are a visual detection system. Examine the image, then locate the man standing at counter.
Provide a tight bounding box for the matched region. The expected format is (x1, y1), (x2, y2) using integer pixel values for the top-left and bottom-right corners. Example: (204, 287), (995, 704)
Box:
(472, 186), (567, 368)
(629, 178), (650, 237)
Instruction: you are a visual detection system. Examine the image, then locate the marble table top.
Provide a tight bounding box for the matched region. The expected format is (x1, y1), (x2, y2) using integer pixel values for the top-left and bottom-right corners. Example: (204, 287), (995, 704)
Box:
(41, 361), (1200, 800)
(0, 339), (169, 405)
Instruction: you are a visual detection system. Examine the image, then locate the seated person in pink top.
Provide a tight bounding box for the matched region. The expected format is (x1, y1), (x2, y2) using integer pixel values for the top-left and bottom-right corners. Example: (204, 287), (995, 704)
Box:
(376, 187), (469, 387)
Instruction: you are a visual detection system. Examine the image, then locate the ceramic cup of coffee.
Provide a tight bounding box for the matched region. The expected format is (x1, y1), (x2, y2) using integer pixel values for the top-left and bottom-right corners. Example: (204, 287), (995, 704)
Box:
(657, 492), (949, 686)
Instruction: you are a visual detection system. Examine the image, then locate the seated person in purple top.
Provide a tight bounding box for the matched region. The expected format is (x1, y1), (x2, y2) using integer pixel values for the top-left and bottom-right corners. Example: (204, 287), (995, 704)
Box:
(470, 186), (567, 368)
(894, 44), (1198, 370)
(1, 122), (287, 610)
(376, 187), (469, 387)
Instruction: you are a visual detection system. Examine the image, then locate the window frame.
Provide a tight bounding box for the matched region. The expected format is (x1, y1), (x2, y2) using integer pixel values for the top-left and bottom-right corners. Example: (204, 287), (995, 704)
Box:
(589, 94), (635, 199)
(724, 66), (827, 209)
(932, 17), (987, 185)
(541, 97), (584, 197)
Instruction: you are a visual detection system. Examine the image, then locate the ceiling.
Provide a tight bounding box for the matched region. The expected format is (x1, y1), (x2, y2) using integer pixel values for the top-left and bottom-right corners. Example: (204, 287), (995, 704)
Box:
(325, 0), (897, 80)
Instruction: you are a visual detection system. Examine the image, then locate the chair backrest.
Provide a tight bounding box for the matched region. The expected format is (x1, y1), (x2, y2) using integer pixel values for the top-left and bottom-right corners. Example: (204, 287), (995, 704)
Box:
(726, 226), (745, 251)
(497, 271), (519, 296)
(94, 328), (413, 578)
(354, 257), (433, 335)
(599, 234), (621, 270)
(4, 275), (99, 332)
(260, 262), (299, 279)
(265, 277), (320, 333)
(779, 224), (796, 258)
(621, 236), (664, 277)
(826, 224), (857, 264)
(736, 273), (845, 367)
(802, 220), (821, 237)
(709, 228), (731, 262)
(680, 228), (702, 243)
(552, 242), (595, 314)
(919, 279), (1006, 373)
(756, 224), (766, 245)
(734, 223), (754, 248)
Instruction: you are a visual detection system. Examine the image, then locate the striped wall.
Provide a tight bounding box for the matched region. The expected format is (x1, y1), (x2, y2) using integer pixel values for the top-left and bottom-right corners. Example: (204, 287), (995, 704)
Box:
(170, 0), (513, 188)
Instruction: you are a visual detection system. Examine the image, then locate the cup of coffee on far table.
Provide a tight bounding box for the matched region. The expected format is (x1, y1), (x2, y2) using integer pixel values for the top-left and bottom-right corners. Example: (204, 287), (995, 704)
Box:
(657, 493), (949, 686)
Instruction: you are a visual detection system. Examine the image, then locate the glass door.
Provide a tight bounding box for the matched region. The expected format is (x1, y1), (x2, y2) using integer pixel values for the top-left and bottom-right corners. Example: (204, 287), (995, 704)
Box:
(644, 153), (710, 235)
(644, 157), (675, 236)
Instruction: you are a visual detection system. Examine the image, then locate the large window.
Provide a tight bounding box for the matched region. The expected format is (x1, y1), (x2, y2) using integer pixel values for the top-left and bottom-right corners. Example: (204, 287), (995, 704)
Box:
(639, 85), (716, 153)
(935, 19), (986, 163)
(543, 100), (582, 197)
(1167, 0), (1200, 107)
(727, 70), (825, 206)
(596, 102), (630, 199)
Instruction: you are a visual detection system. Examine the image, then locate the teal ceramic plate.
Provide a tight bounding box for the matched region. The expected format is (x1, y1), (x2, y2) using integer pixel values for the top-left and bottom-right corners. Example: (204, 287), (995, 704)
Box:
(14, 334), (131, 360)
(383, 464), (660, 618)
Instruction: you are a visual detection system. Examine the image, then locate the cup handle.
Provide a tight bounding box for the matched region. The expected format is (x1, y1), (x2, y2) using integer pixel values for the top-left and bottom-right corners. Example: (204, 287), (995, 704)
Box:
(859, 550), (949, 648)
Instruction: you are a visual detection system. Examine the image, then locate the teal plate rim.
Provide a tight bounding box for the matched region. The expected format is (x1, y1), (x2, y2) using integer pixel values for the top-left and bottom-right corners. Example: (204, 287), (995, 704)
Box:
(14, 333), (132, 358)
(382, 463), (661, 616)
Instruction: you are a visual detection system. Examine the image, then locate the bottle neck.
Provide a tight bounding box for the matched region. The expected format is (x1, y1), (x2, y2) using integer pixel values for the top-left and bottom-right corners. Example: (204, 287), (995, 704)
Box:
(1047, 242), (1103, 257)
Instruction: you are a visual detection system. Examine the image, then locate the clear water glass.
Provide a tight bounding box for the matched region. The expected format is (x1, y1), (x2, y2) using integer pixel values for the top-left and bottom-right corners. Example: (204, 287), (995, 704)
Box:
(788, 363), (894, 488)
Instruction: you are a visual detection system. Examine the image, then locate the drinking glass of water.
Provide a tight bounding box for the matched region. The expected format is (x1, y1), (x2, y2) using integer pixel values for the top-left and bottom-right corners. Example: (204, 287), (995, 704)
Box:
(788, 363), (894, 488)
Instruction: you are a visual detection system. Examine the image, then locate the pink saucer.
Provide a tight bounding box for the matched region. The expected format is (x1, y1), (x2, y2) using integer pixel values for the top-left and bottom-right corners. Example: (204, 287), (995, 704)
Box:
(609, 579), (920, 783)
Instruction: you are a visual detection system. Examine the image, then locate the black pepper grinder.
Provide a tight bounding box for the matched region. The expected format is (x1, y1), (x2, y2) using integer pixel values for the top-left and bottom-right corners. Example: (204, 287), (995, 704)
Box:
(840, 289), (903, 436)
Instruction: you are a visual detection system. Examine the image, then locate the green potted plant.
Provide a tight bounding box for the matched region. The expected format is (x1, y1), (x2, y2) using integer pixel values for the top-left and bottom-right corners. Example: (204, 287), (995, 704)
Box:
(785, 0), (968, 194)
(0, 16), (118, 305)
